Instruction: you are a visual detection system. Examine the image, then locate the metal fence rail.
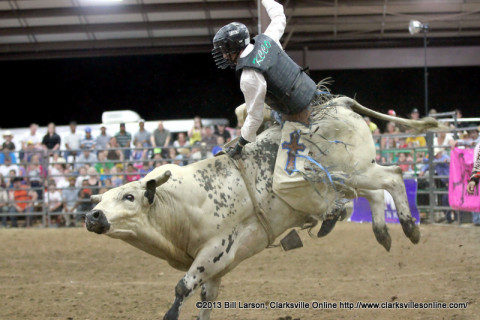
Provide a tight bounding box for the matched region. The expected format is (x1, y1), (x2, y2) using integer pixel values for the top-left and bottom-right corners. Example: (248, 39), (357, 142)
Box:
(1, 122), (479, 228)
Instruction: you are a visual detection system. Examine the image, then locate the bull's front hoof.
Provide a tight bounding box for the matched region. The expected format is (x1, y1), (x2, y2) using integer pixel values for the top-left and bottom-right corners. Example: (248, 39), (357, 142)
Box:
(163, 309), (179, 320)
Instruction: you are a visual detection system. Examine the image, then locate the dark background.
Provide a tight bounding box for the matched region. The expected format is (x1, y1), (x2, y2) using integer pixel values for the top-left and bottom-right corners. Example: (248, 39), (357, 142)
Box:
(2, 53), (479, 131)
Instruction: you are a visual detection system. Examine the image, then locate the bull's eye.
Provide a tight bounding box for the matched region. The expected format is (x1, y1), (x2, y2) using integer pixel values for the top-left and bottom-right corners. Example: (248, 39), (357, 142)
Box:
(123, 194), (135, 202)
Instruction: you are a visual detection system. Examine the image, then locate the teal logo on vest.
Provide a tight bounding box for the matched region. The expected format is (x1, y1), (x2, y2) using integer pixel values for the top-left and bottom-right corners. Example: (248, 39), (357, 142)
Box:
(252, 40), (272, 66)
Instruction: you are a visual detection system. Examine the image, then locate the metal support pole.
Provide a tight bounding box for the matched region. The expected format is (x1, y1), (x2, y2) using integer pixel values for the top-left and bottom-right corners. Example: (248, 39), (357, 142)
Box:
(426, 131), (435, 223)
(423, 30), (429, 117)
(257, 0), (261, 34)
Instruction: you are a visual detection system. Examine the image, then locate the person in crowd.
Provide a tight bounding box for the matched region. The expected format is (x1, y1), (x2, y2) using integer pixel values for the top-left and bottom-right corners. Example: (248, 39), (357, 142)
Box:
(80, 127), (96, 150)
(409, 108), (420, 120)
(133, 119), (152, 148)
(456, 128), (480, 147)
(86, 166), (102, 196)
(115, 123), (132, 160)
(1, 130), (16, 151)
(212, 136), (225, 156)
(125, 163), (141, 182)
(95, 125), (111, 152)
(189, 142), (213, 163)
(102, 177), (113, 189)
(397, 152), (412, 173)
(0, 176), (9, 228)
(454, 108), (469, 129)
(106, 136), (124, 162)
(94, 150), (114, 176)
(0, 155), (20, 178)
(380, 121), (400, 150)
(188, 116), (203, 145)
(62, 176), (79, 227)
(74, 149), (98, 171)
(434, 131), (455, 156)
(75, 166), (89, 188)
(166, 147), (179, 164)
(150, 150), (165, 168)
(45, 182), (63, 226)
(201, 125), (218, 148)
(26, 154), (44, 200)
(132, 141), (148, 168)
(22, 140), (43, 164)
(75, 179), (93, 216)
(405, 127), (426, 148)
(49, 156), (68, 189)
(7, 177), (37, 228)
(173, 132), (190, 148)
(0, 130), (17, 164)
(63, 121), (82, 161)
(109, 165), (125, 187)
(20, 123), (42, 158)
(41, 122), (61, 157)
(151, 121), (172, 148)
(214, 123), (232, 143)
(138, 161), (153, 177)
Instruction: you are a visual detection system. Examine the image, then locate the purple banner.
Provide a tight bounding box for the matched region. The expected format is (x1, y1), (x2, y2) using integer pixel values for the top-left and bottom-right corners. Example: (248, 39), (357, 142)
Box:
(350, 179), (420, 224)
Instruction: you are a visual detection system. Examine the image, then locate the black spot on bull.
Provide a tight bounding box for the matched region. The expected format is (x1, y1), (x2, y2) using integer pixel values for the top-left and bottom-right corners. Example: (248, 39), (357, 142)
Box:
(226, 233), (234, 253)
(213, 252), (224, 263)
(197, 266), (205, 273)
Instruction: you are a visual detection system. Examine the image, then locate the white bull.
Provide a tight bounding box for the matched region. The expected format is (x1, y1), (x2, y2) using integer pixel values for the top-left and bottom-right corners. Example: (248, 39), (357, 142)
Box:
(86, 97), (439, 320)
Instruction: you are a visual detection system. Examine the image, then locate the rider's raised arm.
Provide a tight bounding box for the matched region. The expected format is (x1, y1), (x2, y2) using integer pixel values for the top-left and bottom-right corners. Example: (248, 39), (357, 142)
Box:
(262, 0), (286, 45)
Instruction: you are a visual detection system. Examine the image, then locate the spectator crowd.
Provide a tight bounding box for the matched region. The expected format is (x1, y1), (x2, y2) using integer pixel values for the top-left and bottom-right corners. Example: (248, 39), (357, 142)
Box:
(0, 117), (238, 228)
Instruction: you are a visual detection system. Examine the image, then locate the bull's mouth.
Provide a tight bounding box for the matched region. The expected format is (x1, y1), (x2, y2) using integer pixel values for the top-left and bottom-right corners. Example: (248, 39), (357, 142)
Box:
(105, 229), (137, 239)
(85, 219), (110, 234)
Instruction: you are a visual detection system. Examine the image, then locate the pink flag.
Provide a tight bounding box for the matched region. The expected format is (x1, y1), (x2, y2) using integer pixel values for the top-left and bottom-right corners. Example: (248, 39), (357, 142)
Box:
(448, 147), (480, 212)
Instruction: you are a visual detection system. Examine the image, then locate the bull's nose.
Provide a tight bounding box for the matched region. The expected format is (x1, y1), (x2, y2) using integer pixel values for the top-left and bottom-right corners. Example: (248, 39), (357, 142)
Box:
(85, 209), (110, 234)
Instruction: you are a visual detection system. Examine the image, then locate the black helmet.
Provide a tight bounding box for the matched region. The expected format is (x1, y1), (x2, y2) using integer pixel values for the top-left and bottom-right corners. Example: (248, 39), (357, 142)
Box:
(212, 22), (250, 69)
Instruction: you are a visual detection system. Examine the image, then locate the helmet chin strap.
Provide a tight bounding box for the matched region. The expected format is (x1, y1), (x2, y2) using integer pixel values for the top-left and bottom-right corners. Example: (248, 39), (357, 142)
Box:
(227, 51), (243, 68)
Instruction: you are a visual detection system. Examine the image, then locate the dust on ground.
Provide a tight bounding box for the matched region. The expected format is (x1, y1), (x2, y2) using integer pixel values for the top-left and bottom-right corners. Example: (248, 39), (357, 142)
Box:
(0, 222), (479, 320)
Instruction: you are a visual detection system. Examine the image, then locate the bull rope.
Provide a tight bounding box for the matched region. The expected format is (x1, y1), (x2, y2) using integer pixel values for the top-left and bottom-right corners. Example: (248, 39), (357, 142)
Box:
(235, 158), (276, 247)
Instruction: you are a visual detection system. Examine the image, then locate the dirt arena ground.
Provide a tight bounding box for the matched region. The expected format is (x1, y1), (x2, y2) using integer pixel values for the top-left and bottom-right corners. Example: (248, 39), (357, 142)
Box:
(0, 222), (479, 320)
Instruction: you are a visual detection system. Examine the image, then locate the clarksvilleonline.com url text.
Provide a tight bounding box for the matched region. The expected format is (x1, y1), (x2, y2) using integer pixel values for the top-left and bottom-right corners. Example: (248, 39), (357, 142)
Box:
(196, 300), (469, 310)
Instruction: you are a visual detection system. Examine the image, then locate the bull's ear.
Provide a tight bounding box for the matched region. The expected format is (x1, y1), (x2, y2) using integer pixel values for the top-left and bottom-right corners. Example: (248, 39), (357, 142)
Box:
(143, 170), (171, 205)
(91, 194), (103, 203)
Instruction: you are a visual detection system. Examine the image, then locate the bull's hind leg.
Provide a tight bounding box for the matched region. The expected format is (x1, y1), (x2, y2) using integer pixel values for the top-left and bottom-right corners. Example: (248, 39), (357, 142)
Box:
(358, 189), (391, 251)
(350, 164), (420, 244)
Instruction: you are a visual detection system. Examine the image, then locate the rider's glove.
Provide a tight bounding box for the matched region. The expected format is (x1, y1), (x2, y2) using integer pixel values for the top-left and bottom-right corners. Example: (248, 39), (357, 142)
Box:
(227, 136), (249, 160)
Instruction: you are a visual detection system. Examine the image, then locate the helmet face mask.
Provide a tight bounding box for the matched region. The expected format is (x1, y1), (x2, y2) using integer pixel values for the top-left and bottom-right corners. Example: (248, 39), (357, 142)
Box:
(212, 22), (250, 69)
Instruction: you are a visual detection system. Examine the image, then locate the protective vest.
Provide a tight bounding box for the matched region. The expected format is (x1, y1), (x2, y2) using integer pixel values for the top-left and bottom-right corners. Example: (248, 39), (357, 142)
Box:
(236, 34), (317, 115)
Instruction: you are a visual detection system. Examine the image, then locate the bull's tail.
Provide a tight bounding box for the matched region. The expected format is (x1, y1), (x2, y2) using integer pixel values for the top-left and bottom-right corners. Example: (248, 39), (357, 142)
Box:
(326, 96), (447, 133)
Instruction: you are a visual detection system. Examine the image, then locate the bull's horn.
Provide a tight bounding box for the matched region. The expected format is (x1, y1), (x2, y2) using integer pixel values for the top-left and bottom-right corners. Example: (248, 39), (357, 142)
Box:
(91, 194), (103, 203)
(154, 170), (171, 187)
